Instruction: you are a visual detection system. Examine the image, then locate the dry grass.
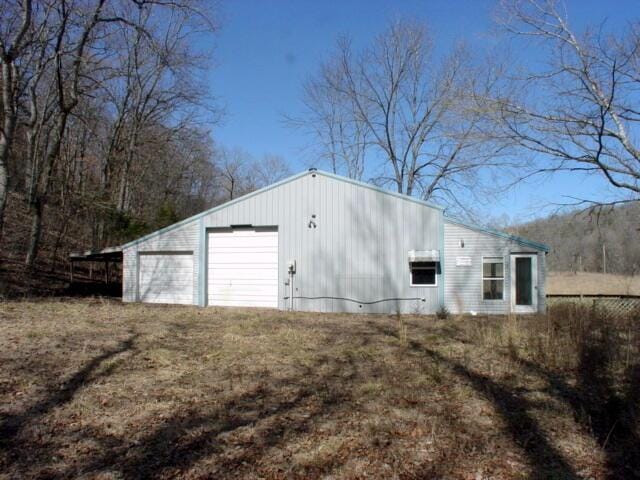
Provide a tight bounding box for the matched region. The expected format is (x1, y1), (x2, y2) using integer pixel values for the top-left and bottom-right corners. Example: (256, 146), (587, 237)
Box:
(0, 300), (638, 479)
(548, 271), (640, 296)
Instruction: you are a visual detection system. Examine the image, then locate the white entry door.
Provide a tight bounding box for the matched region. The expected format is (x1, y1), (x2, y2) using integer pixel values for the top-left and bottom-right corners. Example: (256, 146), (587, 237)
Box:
(138, 252), (194, 304)
(510, 254), (538, 313)
(207, 229), (278, 308)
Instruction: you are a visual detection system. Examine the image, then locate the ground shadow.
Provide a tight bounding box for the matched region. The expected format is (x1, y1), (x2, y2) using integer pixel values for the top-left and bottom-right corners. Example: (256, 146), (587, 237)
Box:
(368, 320), (579, 479)
(31, 352), (356, 479)
(0, 333), (138, 449)
(511, 337), (640, 479)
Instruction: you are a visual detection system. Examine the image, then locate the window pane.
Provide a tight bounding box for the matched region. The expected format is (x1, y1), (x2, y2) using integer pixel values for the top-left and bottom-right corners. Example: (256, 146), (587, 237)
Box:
(412, 268), (436, 286)
(483, 259), (503, 278)
(412, 261), (436, 269)
(515, 257), (532, 305)
(483, 279), (504, 299)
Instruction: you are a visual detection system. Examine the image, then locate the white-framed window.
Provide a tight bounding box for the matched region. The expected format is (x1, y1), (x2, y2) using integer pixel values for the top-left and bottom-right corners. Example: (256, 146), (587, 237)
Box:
(482, 257), (504, 300)
(410, 261), (437, 287)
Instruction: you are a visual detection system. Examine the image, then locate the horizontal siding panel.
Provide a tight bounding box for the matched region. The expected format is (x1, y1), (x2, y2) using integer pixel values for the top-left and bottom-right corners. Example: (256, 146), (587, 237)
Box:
(444, 221), (545, 314)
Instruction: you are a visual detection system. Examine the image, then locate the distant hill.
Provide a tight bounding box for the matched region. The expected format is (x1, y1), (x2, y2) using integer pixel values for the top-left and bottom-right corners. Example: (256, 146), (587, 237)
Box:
(510, 203), (640, 275)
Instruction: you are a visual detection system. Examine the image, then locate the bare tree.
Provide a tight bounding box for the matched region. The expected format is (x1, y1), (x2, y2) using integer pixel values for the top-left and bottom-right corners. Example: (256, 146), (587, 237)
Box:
(292, 20), (516, 212)
(494, 0), (640, 207)
(213, 148), (291, 202)
(215, 147), (256, 201)
(252, 153), (292, 187)
(0, 0), (33, 237)
(292, 69), (368, 180)
(10, 0), (214, 265)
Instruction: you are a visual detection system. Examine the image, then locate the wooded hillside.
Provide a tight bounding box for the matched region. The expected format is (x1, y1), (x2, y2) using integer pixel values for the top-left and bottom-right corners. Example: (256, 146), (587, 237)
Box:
(512, 203), (640, 275)
(0, 1), (291, 296)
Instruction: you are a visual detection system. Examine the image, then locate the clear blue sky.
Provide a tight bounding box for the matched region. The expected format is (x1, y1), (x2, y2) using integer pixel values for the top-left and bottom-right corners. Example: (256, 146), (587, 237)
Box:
(204, 0), (637, 224)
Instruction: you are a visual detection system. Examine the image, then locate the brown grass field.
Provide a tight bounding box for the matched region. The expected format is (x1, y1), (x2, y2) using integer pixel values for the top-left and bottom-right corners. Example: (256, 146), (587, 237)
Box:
(547, 272), (640, 296)
(1, 300), (639, 479)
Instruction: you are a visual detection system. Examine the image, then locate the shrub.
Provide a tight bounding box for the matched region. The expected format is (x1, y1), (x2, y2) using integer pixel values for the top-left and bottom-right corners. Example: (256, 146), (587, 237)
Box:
(435, 306), (450, 320)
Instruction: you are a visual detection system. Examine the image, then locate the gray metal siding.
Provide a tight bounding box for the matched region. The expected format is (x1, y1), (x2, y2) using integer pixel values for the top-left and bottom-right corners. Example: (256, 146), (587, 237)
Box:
(443, 221), (546, 314)
(122, 171), (547, 314)
(198, 173), (441, 313)
(123, 171), (442, 313)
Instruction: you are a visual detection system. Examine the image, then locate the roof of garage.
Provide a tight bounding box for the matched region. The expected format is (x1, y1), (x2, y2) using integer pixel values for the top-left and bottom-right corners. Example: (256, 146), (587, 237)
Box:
(120, 168), (549, 254)
(121, 169), (445, 250)
(69, 246), (123, 262)
(444, 217), (549, 252)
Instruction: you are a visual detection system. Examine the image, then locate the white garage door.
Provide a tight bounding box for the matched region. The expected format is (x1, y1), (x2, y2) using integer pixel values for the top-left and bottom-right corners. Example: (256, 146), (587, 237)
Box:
(139, 252), (193, 304)
(207, 229), (278, 308)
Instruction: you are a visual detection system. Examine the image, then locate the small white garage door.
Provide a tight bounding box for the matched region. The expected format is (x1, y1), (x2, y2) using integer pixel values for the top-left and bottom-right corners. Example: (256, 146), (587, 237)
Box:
(139, 252), (193, 304)
(207, 229), (278, 308)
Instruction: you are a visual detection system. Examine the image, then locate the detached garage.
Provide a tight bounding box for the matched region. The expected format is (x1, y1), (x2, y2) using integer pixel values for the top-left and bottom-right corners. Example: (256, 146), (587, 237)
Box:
(121, 169), (548, 314)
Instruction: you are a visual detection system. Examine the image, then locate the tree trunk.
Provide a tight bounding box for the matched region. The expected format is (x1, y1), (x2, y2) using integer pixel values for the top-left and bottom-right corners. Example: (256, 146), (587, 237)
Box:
(117, 128), (138, 212)
(50, 212), (69, 272)
(25, 197), (43, 267)
(25, 113), (68, 266)
(0, 62), (17, 239)
(0, 147), (8, 238)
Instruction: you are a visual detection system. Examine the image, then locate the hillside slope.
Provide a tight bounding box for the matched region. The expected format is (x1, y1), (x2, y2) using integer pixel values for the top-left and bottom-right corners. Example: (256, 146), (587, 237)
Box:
(511, 203), (640, 275)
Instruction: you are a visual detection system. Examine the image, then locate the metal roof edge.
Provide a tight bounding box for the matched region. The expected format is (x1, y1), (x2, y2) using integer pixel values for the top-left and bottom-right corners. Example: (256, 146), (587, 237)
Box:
(444, 216), (550, 252)
(121, 170), (311, 249)
(314, 170), (445, 211)
(70, 245), (123, 257)
(123, 169), (447, 249)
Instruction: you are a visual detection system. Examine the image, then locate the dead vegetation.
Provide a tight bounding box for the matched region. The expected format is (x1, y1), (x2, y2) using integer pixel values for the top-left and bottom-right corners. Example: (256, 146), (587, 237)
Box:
(547, 271), (640, 296)
(0, 300), (638, 479)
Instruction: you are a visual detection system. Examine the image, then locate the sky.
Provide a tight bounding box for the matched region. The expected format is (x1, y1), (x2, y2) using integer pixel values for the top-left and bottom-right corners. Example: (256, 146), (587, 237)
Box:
(203, 0), (637, 223)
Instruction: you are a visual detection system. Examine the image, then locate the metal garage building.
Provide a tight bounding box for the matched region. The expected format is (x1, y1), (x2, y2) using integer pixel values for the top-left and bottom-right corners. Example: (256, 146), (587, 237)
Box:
(122, 169), (548, 314)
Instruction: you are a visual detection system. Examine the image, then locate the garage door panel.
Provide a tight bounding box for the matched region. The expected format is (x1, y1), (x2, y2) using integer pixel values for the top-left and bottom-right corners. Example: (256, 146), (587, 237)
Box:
(209, 252), (278, 264)
(209, 278), (278, 286)
(139, 253), (193, 305)
(208, 269), (277, 282)
(210, 285), (278, 296)
(208, 299), (278, 307)
(140, 295), (193, 303)
(207, 229), (278, 308)
(211, 236), (277, 248)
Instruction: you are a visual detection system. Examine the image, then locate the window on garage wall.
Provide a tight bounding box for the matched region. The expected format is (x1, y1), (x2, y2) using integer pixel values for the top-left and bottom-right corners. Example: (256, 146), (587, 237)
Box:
(410, 261), (437, 286)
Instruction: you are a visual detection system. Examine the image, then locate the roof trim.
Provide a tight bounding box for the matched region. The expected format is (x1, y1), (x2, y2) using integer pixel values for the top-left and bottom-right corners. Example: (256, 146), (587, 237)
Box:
(444, 216), (550, 252)
(122, 169), (444, 249)
(122, 170), (310, 249)
(69, 246), (123, 261)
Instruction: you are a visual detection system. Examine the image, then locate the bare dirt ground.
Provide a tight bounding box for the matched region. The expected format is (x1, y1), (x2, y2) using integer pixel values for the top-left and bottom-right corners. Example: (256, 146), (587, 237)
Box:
(548, 271), (640, 296)
(0, 300), (638, 479)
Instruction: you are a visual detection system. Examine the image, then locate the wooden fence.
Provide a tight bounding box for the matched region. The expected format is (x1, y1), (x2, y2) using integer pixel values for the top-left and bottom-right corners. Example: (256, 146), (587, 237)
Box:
(547, 294), (640, 318)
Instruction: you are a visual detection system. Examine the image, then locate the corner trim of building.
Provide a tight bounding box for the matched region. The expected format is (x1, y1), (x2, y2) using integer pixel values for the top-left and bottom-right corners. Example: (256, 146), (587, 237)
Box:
(439, 211), (445, 310)
(198, 218), (206, 307)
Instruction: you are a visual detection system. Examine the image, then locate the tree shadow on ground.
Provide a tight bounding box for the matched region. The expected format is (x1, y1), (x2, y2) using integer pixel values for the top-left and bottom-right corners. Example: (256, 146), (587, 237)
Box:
(367, 320), (579, 479)
(414, 342), (579, 479)
(511, 334), (640, 479)
(0, 333), (139, 450)
(37, 353), (356, 479)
